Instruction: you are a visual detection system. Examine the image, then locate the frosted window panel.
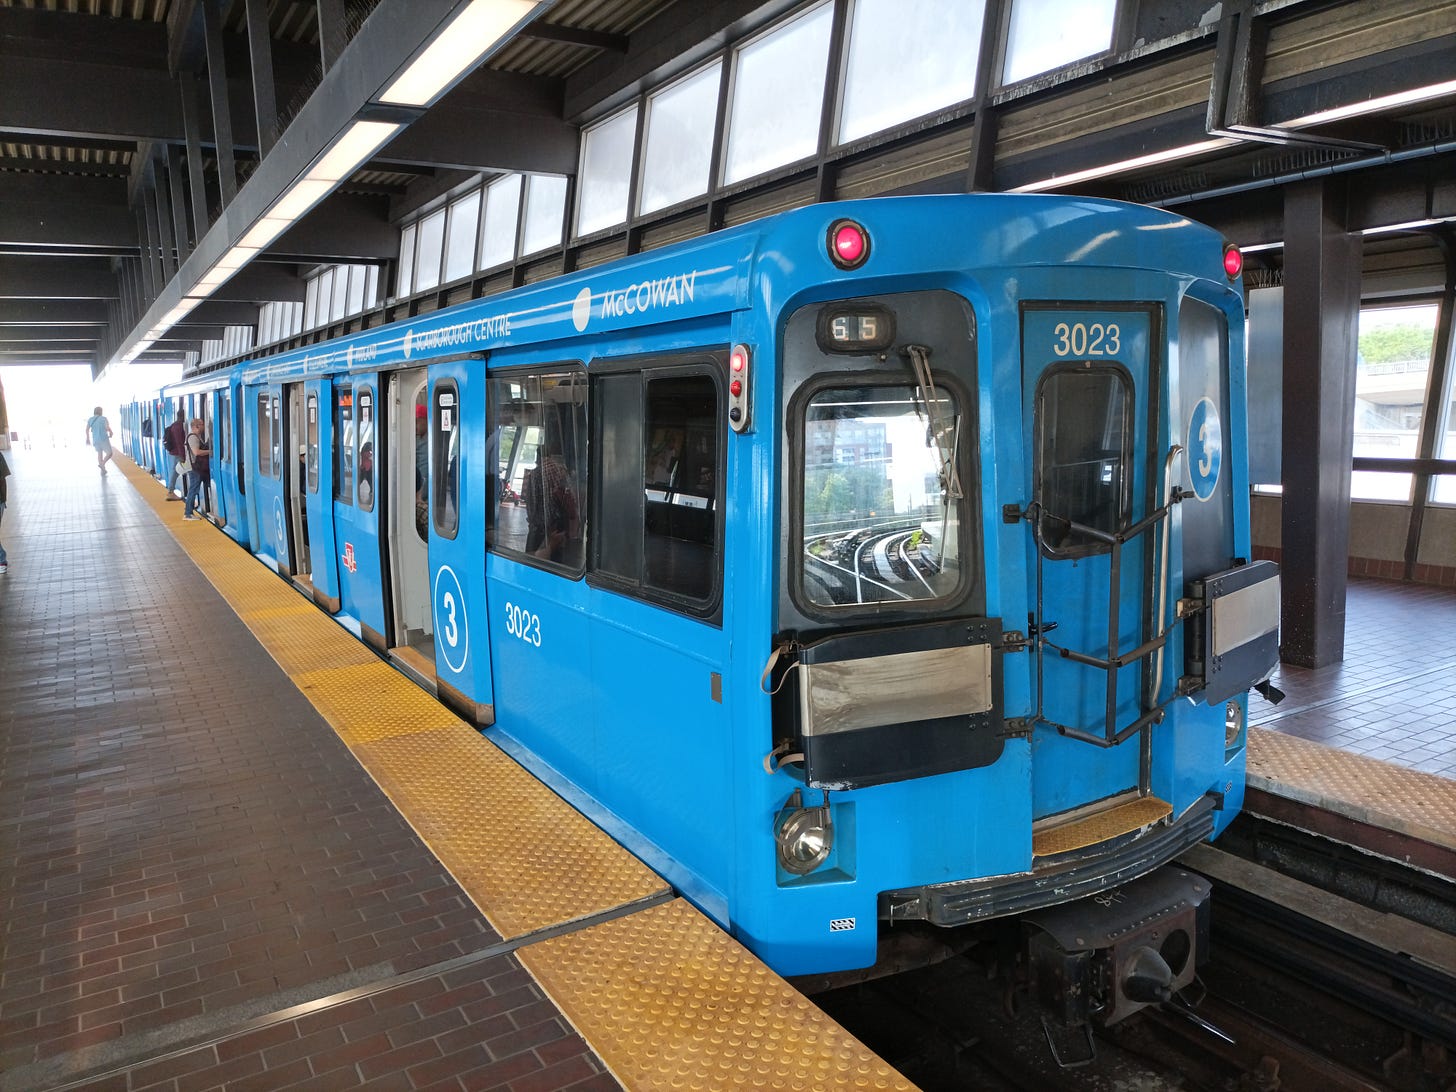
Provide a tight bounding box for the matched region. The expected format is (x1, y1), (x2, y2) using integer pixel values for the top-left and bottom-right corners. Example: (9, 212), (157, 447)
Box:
(346, 263), (366, 315)
(397, 223), (416, 297)
(331, 264), (350, 320)
(444, 193), (481, 283)
(480, 174), (522, 269)
(723, 4), (833, 184)
(839, 0), (984, 143)
(640, 63), (721, 215)
(304, 275), (320, 328)
(315, 269), (335, 324)
(364, 266), (379, 308)
(415, 209), (446, 291)
(1004, 0), (1115, 84)
(523, 174), (567, 255)
(576, 107), (639, 236)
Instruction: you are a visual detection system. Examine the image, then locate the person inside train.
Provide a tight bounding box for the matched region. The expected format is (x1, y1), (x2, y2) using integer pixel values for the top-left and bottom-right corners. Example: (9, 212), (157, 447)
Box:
(524, 436), (579, 563)
(415, 401), (428, 540)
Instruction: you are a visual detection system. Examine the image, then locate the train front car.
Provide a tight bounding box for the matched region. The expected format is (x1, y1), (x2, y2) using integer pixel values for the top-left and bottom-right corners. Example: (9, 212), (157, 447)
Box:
(742, 196), (1279, 1038)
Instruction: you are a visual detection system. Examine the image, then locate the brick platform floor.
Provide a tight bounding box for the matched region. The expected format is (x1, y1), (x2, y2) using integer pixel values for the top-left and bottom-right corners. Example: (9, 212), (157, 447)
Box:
(0, 447), (617, 1090)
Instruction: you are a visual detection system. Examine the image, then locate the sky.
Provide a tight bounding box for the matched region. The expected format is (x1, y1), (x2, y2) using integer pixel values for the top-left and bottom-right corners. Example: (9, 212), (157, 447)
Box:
(1, 363), (181, 449)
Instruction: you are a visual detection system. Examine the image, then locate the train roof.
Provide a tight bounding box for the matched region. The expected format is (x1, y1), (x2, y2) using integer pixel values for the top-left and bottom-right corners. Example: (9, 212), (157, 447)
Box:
(174, 193), (1228, 390)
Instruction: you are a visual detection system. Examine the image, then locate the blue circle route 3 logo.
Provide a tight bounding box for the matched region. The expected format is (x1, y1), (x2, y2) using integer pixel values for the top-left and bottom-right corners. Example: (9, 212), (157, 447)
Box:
(1187, 397), (1222, 501)
(433, 565), (469, 675)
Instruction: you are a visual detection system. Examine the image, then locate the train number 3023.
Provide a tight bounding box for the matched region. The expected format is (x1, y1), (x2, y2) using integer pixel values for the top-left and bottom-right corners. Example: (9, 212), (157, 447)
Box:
(1052, 321), (1121, 357)
(504, 602), (541, 647)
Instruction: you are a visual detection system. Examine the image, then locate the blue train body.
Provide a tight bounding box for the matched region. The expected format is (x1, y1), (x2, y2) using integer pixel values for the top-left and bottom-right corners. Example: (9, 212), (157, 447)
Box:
(125, 194), (1279, 982)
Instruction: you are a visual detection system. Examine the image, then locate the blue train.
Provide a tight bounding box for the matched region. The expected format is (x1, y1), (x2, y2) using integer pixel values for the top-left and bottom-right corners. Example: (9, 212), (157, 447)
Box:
(122, 193), (1280, 1035)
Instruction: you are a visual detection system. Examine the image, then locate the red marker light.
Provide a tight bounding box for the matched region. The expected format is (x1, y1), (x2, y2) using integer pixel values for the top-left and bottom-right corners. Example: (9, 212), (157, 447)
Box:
(1223, 245), (1243, 278)
(730, 379), (742, 397)
(827, 219), (870, 270)
(730, 348), (747, 372)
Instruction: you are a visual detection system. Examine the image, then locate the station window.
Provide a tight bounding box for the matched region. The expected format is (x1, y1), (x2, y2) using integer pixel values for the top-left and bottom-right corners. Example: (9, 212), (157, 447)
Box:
(487, 368), (587, 572)
(415, 207), (447, 292)
(577, 106), (640, 237)
(639, 62), (721, 215)
(1002, 0), (1116, 85)
(479, 174), (522, 270)
(334, 386), (355, 505)
(443, 192), (480, 284)
(432, 381), (461, 540)
(306, 393), (320, 494)
(593, 363), (722, 614)
(722, 3), (833, 185)
(798, 382), (965, 609)
(1034, 365), (1132, 556)
(258, 392), (273, 477)
(522, 174), (568, 256)
(838, 0), (984, 144)
(1354, 303), (1438, 503)
(357, 387), (376, 512)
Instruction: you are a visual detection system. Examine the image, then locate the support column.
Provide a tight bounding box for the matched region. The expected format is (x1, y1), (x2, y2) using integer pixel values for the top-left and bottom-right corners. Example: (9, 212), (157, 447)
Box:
(245, 0), (279, 155)
(1279, 177), (1361, 667)
(180, 74), (211, 233)
(202, 0), (237, 205)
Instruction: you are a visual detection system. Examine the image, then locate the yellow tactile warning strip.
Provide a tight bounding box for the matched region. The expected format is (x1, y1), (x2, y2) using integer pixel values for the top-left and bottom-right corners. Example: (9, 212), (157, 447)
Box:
(518, 899), (914, 1092)
(1248, 726), (1456, 852)
(1032, 796), (1174, 857)
(116, 458), (907, 1089)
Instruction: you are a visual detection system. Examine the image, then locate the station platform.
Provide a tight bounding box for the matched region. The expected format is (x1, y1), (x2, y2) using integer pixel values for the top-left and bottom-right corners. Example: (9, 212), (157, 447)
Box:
(3, 448), (1453, 1091)
(0, 448), (909, 1092)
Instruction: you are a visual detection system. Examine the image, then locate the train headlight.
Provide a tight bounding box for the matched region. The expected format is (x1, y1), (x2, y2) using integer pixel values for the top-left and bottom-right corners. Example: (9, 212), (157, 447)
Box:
(775, 790), (834, 875)
(1224, 700), (1244, 748)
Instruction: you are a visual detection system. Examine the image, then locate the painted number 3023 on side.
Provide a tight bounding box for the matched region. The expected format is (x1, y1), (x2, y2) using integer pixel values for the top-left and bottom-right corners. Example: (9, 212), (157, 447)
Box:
(1052, 322), (1121, 357)
(504, 602), (541, 647)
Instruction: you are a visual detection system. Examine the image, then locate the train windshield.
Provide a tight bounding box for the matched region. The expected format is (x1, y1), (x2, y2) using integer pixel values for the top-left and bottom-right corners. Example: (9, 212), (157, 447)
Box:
(800, 384), (962, 607)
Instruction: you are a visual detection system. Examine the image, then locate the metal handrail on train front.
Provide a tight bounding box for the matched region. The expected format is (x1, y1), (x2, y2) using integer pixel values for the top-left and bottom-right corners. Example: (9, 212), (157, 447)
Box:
(1016, 476), (1186, 749)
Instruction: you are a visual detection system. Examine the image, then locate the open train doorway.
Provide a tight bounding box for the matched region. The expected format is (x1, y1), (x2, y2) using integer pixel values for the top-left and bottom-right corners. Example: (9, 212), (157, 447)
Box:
(387, 368), (434, 688)
(284, 382), (312, 588)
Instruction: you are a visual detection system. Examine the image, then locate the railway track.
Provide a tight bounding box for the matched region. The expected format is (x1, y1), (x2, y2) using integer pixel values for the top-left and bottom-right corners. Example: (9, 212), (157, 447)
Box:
(812, 823), (1456, 1091)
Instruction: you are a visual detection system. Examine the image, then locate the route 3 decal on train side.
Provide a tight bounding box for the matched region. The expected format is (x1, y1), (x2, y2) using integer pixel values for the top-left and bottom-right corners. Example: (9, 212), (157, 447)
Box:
(1188, 396), (1223, 501)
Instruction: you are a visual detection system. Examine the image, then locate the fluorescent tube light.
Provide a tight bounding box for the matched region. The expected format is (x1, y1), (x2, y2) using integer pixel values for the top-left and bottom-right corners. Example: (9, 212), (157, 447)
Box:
(307, 120), (403, 183)
(239, 218), (291, 250)
(269, 179), (334, 222)
(377, 0), (538, 108)
(1010, 139), (1234, 192)
(1285, 80), (1456, 128)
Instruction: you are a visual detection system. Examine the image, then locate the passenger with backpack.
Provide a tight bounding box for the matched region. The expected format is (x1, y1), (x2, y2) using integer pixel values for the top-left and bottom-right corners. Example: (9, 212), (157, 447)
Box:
(182, 418), (211, 521)
(161, 409), (186, 500)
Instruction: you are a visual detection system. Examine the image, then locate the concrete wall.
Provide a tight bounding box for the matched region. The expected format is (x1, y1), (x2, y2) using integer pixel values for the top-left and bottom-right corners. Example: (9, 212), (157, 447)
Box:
(1249, 493), (1456, 585)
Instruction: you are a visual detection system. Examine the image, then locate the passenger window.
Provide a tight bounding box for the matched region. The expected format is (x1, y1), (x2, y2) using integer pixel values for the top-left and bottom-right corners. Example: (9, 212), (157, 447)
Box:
(258, 393), (272, 477)
(594, 363), (722, 613)
(270, 394), (282, 477)
(306, 393), (320, 494)
(1034, 366), (1131, 555)
(357, 388), (375, 512)
(798, 382), (964, 609)
(334, 387), (355, 505)
(486, 368), (587, 571)
(432, 382), (461, 540)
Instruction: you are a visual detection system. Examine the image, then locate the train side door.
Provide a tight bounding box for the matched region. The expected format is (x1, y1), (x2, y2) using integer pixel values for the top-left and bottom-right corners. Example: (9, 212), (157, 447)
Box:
(424, 362), (494, 720)
(281, 383), (311, 584)
(1022, 305), (1158, 819)
(386, 368), (434, 683)
(304, 379), (342, 612)
(252, 385), (289, 571)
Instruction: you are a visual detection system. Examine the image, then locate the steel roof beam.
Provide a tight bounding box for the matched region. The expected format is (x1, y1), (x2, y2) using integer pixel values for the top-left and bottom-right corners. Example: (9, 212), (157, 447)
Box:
(0, 257), (120, 298)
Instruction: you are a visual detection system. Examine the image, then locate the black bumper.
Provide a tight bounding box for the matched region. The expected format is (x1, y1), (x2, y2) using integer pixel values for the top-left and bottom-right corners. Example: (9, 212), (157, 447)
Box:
(879, 794), (1218, 926)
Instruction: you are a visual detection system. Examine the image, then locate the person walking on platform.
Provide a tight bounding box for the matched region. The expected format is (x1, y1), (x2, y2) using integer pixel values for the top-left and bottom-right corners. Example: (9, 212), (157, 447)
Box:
(85, 406), (114, 476)
(182, 418), (211, 521)
(162, 409), (186, 500)
(0, 448), (10, 574)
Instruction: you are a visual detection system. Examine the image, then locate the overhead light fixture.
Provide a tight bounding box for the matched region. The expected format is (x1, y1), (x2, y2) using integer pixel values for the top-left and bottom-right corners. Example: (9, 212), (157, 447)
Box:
(307, 120), (403, 183)
(1286, 80), (1456, 128)
(377, 0), (540, 108)
(269, 179), (334, 222)
(1010, 139), (1235, 193)
(1361, 216), (1456, 237)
